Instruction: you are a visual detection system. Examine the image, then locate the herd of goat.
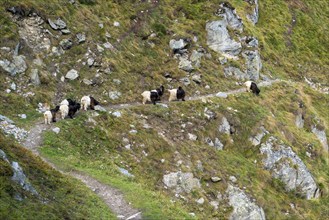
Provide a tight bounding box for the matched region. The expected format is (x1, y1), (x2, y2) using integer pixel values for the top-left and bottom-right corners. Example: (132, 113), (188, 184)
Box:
(43, 81), (260, 124)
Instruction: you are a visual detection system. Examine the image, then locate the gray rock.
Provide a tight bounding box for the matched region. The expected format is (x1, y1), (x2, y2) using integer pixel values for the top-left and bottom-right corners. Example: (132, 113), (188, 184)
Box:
(118, 167), (134, 178)
(179, 77), (191, 86)
(61, 29), (71, 35)
(211, 177), (222, 182)
(242, 50), (262, 81)
(82, 78), (93, 85)
(206, 20), (242, 57)
(214, 138), (224, 150)
(157, 103), (169, 108)
(204, 108), (216, 120)
(94, 105), (107, 112)
(163, 171), (201, 193)
(192, 73), (202, 84)
(76, 33), (86, 44)
(249, 126), (268, 146)
(30, 69), (40, 85)
(188, 133), (197, 141)
(210, 201), (219, 210)
(0, 116), (28, 141)
(19, 114), (27, 119)
(178, 56), (194, 72)
(295, 113), (304, 128)
(219, 117), (231, 134)
(112, 111), (122, 117)
(113, 79), (121, 85)
(312, 126), (328, 153)
(196, 197), (205, 205)
(113, 21), (120, 27)
(229, 176), (237, 183)
(190, 50), (204, 68)
(10, 82), (16, 91)
(60, 39), (73, 50)
(216, 3), (243, 32)
(48, 18), (67, 30)
(52, 127), (60, 134)
(103, 42), (115, 50)
(246, 0), (259, 25)
(260, 136), (320, 199)
(11, 162), (38, 195)
(109, 91), (121, 100)
(87, 58), (95, 67)
(0, 55), (27, 76)
(226, 184), (265, 220)
(224, 66), (246, 80)
(65, 69), (79, 80)
(169, 39), (188, 51)
(246, 36), (259, 47)
(219, 56), (228, 65)
(0, 149), (9, 163)
(216, 92), (228, 98)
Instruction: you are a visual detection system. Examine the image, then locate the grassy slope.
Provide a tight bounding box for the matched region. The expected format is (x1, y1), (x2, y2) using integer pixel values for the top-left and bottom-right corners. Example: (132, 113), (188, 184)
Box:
(0, 133), (115, 220)
(0, 0), (328, 219)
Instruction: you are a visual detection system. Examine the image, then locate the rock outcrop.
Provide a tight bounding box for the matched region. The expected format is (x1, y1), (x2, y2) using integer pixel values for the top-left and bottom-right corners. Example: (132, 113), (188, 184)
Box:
(260, 136), (320, 199)
(226, 184), (266, 220)
(163, 171), (201, 193)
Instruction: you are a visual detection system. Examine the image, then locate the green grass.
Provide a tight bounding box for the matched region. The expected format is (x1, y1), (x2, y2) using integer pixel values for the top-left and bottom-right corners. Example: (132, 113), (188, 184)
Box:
(0, 133), (115, 220)
(0, 0), (328, 218)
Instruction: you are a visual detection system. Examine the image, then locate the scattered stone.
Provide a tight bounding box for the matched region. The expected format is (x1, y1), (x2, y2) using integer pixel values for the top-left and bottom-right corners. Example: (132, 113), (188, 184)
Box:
(61, 29), (71, 35)
(188, 133), (197, 141)
(204, 108), (216, 120)
(112, 111), (122, 117)
(249, 126), (268, 146)
(98, 23), (104, 29)
(59, 39), (73, 50)
(6, 89), (11, 93)
(312, 126), (328, 153)
(219, 117), (231, 134)
(229, 176), (237, 183)
(226, 184), (265, 220)
(246, 36), (259, 47)
(163, 171), (201, 193)
(129, 129), (138, 134)
(30, 69), (41, 85)
(76, 33), (86, 44)
(87, 58), (95, 67)
(113, 79), (121, 85)
(83, 78), (93, 85)
(108, 91), (121, 100)
(0, 55), (27, 76)
(48, 18), (67, 30)
(113, 21), (120, 27)
(103, 42), (115, 50)
(0, 115), (27, 141)
(295, 113), (304, 128)
(169, 39), (188, 52)
(210, 201), (219, 210)
(18, 114), (27, 119)
(157, 103), (169, 108)
(97, 44), (104, 53)
(94, 105), (107, 112)
(246, 0), (259, 24)
(10, 82), (16, 91)
(224, 66), (246, 80)
(65, 69), (79, 80)
(11, 161), (38, 196)
(118, 167), (134, 178)
(211, 177), (222, 182)
(192, 73), (202, 84)
(179, 77), (191, 86)
(52, 127), (60, 134)
(216, 92), (228, 98)
(219, 56), (228, 65)
(196, 197), (205, 205)
(178, 56), (194, 72)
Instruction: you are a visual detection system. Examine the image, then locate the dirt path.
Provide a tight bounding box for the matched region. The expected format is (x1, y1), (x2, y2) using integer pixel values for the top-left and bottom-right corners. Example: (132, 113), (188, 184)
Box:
(22, 123), (142, 220)
(106, 79), (279, 110)
(20, 79), (279, 219)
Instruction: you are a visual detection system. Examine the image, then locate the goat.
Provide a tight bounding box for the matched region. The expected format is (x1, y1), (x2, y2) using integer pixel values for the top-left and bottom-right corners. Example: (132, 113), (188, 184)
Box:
(168, 86), (186, 102)
(44, 105), (60, 124)
(244, 81), (260, 95)
(141, 85), (164, 105)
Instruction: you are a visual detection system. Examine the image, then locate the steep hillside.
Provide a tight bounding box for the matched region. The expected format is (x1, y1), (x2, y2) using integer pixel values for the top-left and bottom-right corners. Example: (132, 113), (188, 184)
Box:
(0, 0), (328, 219)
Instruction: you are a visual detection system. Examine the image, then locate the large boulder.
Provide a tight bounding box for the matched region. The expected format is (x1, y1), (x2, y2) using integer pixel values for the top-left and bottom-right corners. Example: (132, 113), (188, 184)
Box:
(242, 50), (262, 81)
(206, 20), (242, 57)
(312, 126), (328, 153)
(0, 55), (27, 76)
(219, 117), (231, 134)
(163, 171), (201, 193)
(226, 184), (266, 220)
(216, 2), (243, 32)
(260, 137), (320, 199)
